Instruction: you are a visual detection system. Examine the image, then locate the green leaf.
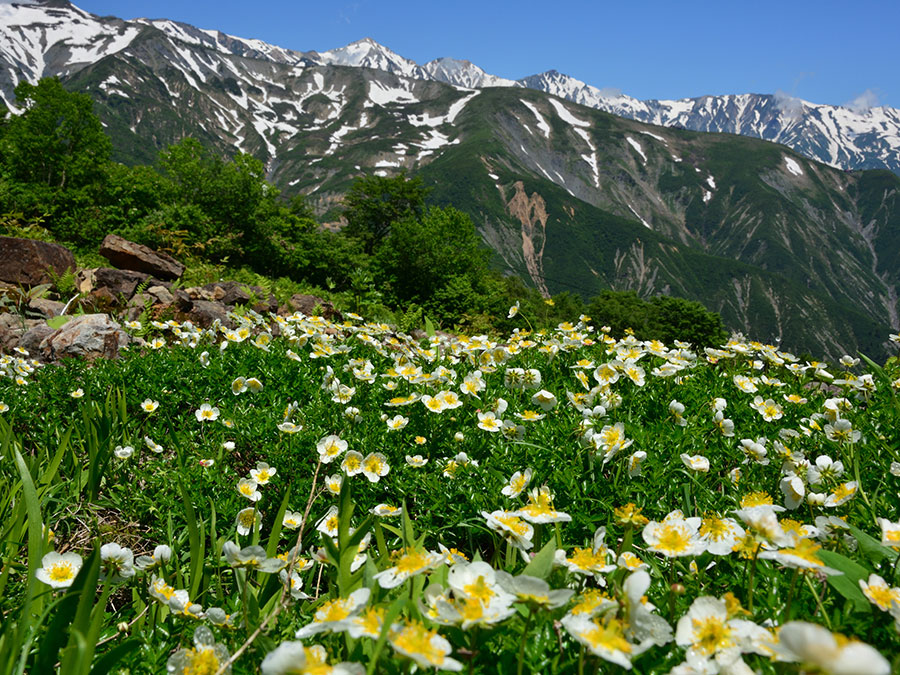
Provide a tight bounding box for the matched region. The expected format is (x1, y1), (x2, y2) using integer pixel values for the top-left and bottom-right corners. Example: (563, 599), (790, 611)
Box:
(424, 316), (436, 338)
(266, 485), (292, 558)
(817, 550), (871, 613)
(848, 524), (897, 565)
(46, 315), (71, 330)
(523, 538), (556, 579)
(89, 639), (140, 675)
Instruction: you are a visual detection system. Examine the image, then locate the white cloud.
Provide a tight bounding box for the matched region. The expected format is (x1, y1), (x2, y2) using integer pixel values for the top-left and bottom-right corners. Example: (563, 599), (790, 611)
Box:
(844, 88), (880, 114)
(773, 90), (803, 118)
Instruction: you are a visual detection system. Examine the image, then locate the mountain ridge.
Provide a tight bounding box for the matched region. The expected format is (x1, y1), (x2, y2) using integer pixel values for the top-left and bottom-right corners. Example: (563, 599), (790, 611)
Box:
(2, 1), (899, 174)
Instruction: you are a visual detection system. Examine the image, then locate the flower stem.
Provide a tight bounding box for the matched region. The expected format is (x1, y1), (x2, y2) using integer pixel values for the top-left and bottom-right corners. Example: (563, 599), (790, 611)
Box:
(516, 607), (535, 675)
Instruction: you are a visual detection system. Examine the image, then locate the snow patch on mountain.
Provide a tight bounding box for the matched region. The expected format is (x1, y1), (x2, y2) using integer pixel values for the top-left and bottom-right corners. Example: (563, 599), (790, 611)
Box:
(548, 98), (590, 128)
(521, 100), (550, 138)
(784, 156), (804, 176)
(367, 80), (418, 106)
(626, 136), (647, 164)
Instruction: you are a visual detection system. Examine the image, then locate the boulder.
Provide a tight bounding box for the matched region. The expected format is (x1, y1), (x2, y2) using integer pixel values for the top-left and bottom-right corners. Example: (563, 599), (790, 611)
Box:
(0, 236), (75, 287)
(92, 268), (160, 301)
(99, 234), (185, 280)
(39, 313), (132, 361)
(197, 281), (277, 312)
(18, 323), (55, 357)
(286, 294), (343, 321)
(0, 313), (27, 352)
(184, 300), (230, 328)
(27, 297), (66, 319)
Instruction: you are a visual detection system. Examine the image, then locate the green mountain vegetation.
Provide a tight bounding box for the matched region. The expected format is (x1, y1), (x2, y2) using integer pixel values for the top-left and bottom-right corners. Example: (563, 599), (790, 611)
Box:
(0, 77), (727, 349)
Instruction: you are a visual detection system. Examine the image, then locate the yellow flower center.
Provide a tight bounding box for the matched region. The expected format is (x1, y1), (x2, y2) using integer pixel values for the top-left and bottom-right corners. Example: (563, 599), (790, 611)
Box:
(394, 549), (430, 575)
(48, 561), (75, 583)
(692, 616), (732, 655)
(568, 547), (607, 570)
(740, 491), (773, 508)
(571, 589), (609, 615)
(317, 598), (352, 623)
(582, 618), (632, 654)
(463, 576), (496, 604)
(184, 646), (220, 675)
(699, 517), (732, 541)
(655, 524), (691, 555)
(780, 539), (825, 566)
(391, 622), (444, 666)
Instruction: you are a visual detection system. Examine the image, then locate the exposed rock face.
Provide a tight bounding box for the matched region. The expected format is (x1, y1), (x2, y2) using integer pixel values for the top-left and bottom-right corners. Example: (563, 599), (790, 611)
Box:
(99, 234), (185, 280)
(39, 314), (132, 361)
(0, 237), (76, 287)
(506, 182), (550, 298)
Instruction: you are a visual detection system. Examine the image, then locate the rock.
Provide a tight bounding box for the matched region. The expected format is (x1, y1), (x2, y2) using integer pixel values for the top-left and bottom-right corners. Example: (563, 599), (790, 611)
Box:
(18, 323), (55, 357)
(75, 268), (96, 294)
(198, 281), (277, 312)
(287, 294), (343, 321)
(93, 268), (155, 301)
(184, 300), (230, 328)
(0, 236), (76, 287)
(99, 234), (185, 280)
(40, 313), (132, 361)
(27, 297), (66, 319)
(147, 285), (175, 306)
(0, 313), (27, 352)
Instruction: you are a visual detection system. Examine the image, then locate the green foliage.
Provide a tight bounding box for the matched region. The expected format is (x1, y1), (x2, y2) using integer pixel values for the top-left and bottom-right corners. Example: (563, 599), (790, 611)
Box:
(375, 206), (491, 323)
(586, 290), (727, 347)
(342, 172), (429, 254)
(0, 78), (110, 191)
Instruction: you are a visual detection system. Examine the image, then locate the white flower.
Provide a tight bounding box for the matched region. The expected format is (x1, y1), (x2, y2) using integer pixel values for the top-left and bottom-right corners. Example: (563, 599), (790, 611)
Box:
(36, 551), (83, 588)
(140, 399), (159, 413)
(775, 621), (889, 674)
(317, 435), (347, 464)
(70, 388), (84, 398)
(361, 453), (389, 483)
(144, 436), (163, 454)
(114, 445), (134, 459)
(250, 462), (276, 485)
(680, 453), (710, 473)
(237, 478), (262, 502)
(405, 455), (428, 468)
(530, 389), (558, 411)
(501, 469), (533, 498)
(195, 403), (220, 422)
(508, 301), (520, 319)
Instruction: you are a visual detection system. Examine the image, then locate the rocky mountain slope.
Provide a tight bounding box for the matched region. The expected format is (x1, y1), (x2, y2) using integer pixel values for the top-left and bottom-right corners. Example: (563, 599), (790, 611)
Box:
(1, 0), (899, 359)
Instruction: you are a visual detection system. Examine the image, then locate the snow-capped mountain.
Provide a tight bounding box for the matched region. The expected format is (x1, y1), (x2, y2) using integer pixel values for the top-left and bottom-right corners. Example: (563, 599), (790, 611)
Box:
(2, 0), (898, 174)
(423, 57), (520, 89)
(519, 70), (900, 173)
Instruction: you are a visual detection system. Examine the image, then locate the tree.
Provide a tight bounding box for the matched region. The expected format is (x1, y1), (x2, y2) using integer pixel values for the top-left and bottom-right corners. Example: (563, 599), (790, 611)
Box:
(0, 78), (110, 191)
(376, 205), (490, 321)
(585, 290), (726, 347)
(342, 172), (429, 254)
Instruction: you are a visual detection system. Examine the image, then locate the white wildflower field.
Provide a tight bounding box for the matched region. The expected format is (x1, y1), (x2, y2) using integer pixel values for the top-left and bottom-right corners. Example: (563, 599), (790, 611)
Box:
(1, 309), (899, 674)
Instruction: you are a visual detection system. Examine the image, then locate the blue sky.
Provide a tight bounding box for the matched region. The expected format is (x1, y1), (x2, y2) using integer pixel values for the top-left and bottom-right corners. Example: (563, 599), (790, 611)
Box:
(77, 0), (898, 108)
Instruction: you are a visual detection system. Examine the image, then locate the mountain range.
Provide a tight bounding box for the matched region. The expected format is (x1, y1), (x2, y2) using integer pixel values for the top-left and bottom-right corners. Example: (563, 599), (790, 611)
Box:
(1, 0), (899, 360)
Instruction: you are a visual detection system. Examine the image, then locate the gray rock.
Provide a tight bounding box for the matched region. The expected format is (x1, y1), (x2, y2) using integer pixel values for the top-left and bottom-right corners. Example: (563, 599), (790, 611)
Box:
(287, 294), (343, 321)
(147, 285), (175, 306)
(19, 323), (55, 357)
(0, 236), (76, 287)
(99, 234), (185, 280)
(27, 297), (66, 318)
(40, 313), (132, 361)
(185, 300), (230, 328)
